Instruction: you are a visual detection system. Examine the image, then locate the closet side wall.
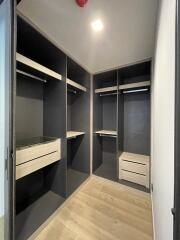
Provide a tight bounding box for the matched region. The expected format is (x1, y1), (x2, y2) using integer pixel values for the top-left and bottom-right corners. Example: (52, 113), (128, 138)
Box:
(151, 0), (175, 239)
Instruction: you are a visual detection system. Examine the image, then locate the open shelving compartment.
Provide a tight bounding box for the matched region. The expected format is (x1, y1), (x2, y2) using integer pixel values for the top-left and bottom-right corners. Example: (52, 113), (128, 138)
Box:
(66, 57), (90, 197)
(118, 61), (151, 190)
(93, 70), (118, 181)
(15, 17), (67, 240)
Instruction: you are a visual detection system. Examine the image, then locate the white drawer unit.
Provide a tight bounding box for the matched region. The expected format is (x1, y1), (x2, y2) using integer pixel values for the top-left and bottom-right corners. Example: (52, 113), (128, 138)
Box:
(119, 152), (150, 188)
(16, 137), (61, 180)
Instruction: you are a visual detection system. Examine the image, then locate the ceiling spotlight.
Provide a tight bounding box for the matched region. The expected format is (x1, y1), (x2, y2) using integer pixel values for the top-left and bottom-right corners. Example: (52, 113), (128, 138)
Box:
(91, 19), (104, 32)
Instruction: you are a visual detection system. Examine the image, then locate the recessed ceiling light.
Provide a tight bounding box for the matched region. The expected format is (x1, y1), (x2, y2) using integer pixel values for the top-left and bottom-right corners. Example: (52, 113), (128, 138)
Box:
(91, 19), (104, 32)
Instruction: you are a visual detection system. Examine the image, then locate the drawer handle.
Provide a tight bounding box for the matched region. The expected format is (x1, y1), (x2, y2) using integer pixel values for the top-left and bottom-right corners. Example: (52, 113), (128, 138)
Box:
(122, 159), (146, 165)
(122, 169), (146, 176)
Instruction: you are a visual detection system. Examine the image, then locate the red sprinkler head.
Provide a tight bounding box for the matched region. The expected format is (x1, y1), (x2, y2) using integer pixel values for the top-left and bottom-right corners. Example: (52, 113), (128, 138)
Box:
(76, 0), (88, 8)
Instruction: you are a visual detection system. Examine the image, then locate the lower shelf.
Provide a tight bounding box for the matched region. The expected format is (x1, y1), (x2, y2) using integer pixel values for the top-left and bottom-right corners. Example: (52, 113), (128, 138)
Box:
(67, 169), (88, 196)
(66, 131), (85, 139)
(16, 191), (65, 240)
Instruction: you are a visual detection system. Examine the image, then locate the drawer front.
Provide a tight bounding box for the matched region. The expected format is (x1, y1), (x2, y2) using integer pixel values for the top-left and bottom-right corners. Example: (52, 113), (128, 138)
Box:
(121, 160), (147, 175)
(16, 139), (61, 165)
(16, 151), (60, 180)
(121, 170), (146, 187)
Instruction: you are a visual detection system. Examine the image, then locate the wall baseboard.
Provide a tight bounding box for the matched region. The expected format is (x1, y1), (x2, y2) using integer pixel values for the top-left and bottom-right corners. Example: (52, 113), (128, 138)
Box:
(151, 191), (156, 240)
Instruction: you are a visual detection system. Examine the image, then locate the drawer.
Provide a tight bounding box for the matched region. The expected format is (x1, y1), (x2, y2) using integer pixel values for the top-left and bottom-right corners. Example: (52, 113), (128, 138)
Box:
(16, 139), (61, 165)
(121, 170), (146, 187)
(121, 160), (147, 175)
(16, 151), (61, 180)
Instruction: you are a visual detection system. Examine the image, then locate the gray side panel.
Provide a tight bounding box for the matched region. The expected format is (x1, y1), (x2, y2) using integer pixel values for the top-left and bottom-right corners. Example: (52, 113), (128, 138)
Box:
(123, 92), (150, 155)
(43, 78), (67, 197)
(70, 86), (90, 174)
(102, 95), (117, 130)
(16, 75), (43, 141)
(93, 87), (103, 171)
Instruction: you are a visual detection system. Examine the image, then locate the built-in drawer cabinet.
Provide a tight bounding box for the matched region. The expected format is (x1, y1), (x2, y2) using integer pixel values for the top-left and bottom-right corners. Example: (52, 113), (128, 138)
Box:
(16, 138), (61, 180)
(119, 152), (150, 188)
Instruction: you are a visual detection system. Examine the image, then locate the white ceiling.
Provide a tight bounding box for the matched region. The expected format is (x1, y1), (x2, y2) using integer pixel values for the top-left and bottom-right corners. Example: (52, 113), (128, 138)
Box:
(17, 0), (158, 73)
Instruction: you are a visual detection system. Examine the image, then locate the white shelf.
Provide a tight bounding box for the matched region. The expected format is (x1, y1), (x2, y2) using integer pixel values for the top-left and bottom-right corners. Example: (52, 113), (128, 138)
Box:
(95, 86), (118, 94)
(95, 130), (117, 137)
(16, 53), (62, 81)
(67, 131), (85, 139)
(119, 81), (150, 90)
(67, 78), (87, 92)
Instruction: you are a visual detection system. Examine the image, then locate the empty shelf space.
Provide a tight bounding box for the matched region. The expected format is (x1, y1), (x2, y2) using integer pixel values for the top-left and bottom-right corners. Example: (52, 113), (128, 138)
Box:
(95, 130), (117, 137)
(95, 86), (118, 94)
(16, 53), (62, 81)
(119, 81), (150, 90)
(67, 131), (85, 139)
(67, 78), (87, 92)
(16, 191), (65, 240)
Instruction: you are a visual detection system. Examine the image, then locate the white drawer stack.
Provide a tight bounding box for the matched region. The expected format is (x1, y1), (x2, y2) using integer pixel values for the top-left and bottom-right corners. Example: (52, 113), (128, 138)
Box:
(16, 138), (61, 180)
(119, 152), (150, 188)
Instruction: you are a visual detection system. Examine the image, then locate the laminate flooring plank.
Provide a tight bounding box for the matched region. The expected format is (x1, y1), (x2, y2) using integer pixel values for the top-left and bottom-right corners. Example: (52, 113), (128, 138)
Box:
(34, 176), (153, 240)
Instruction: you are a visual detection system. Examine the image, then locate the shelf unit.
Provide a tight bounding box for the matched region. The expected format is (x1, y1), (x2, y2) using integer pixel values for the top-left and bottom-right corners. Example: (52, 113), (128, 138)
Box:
(95, 130), (117, 137)
(67, 78), (87, 92)
(67, 131), (85, 139)
(16, 138), (61, 180)
(95, 86), (118, 94)
(16, 53), (62, 81)
(119, 152), (150, 188)
(119, 81), (150, 90)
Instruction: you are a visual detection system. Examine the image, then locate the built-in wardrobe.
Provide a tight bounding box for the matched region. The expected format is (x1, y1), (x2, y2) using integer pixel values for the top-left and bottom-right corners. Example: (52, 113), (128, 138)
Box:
(14, 13), (151, 240)
(93, 61), (151, 189)
(15, 17), (90, 240)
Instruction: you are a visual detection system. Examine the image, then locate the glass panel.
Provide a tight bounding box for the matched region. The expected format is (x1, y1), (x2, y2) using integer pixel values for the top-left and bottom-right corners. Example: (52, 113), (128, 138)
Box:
(0, 0), (12, 239)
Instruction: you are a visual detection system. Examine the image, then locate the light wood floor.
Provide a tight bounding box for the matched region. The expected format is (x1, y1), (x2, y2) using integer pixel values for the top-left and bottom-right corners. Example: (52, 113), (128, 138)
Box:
(34, 176), (153, 240)
(0, 216), (4, 240)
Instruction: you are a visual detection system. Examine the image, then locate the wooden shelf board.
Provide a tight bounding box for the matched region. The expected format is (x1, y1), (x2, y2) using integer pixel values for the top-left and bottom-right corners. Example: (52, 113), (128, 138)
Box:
(119, 81), (150, 90)
(67, 78), (87, 92)
(119, 152), (150, 164)
(95, 86), (118, 94)
(67, 131), (85, 139)
(16, 53), (62, 81)
(95, 130), (117, 136)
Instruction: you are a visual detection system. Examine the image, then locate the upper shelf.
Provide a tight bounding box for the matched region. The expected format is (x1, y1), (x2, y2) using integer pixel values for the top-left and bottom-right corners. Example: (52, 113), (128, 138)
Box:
(67, 131), (85, 139)
(95, 130), (117, 137)
(95, 86), (117, 94)
(67, 78), (87, 92)
(16, 53), (62, 81)
(119, 81), (150, 90)
(95, 81), (150, 94)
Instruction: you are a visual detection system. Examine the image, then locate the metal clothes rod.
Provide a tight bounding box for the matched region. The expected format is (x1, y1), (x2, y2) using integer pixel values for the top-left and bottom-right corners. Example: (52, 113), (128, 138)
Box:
(16, 69), (47, 83)
(123, 88), (149, 94)
(99, 134), (117, 138)
(100, 92), (118, 97)
(67, 89), (77, 94)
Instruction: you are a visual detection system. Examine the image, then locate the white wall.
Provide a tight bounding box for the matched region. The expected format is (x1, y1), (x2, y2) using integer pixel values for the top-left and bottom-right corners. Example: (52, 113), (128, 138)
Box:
(151, 0), (176, 239)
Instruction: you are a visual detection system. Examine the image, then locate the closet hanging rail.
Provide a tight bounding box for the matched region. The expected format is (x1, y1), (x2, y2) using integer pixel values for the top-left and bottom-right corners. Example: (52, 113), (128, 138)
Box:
(100, 92), (118, 97)
(67, 88), (77, 94)
(16, 69), (47, 83)
(123, 88), (149, 94)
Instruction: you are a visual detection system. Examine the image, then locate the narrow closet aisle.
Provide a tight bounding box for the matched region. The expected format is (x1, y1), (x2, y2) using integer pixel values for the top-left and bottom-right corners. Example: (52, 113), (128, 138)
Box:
(33, 177), (153, 240)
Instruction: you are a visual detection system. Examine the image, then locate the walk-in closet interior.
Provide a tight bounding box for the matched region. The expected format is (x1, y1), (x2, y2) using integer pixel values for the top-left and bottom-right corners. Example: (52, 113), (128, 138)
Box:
(13, 0), (158, 239)
(93, 62), (151, 188)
